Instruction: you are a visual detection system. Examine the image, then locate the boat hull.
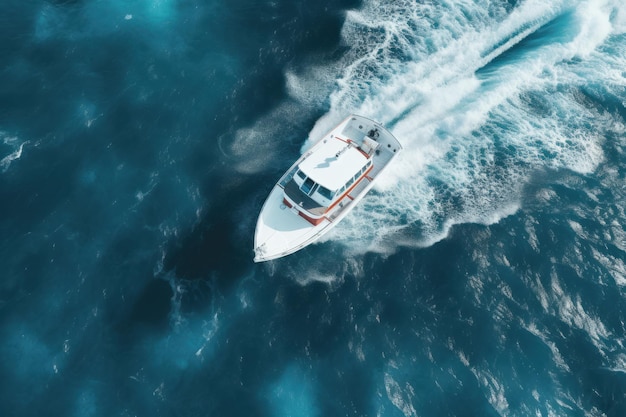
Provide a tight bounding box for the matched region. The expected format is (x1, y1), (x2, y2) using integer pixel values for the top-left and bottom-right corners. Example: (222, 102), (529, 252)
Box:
(254, 187), (332, 262)
(253, 115), (401, 262)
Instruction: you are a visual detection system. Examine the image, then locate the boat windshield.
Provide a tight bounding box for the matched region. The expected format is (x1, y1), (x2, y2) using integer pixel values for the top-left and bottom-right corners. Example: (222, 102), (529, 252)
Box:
(300, 177), (315, 194)
(317, 185), (335, 200)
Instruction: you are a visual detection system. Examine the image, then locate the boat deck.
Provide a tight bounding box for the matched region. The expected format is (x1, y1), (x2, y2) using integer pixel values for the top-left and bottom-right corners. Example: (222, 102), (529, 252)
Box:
(254, 115), (401, 262)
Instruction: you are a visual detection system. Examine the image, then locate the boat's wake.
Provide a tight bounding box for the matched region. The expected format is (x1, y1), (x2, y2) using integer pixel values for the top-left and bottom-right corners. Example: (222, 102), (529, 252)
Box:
(239, 0), (625, 261)
(300, 0), (626, 255)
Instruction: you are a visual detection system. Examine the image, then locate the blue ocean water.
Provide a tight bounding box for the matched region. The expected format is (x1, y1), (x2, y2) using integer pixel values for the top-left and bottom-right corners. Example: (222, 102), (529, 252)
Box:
(1, 0), (626, 415)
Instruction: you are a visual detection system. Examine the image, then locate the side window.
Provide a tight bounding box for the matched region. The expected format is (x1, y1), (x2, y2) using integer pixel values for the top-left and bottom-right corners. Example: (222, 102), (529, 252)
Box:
(353, 172), (360, 182)
(318, 186), (335, 200)
(294, 169), (306, 186)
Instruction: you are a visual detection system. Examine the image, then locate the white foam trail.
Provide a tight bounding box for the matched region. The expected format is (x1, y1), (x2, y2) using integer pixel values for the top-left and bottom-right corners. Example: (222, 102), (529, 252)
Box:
(571, 0), (614, 57)
(311, 0), (626, 253)
(1, 136), (28, 173)
(384, 373), (417, 417)
(327, 0), (566, 120)
(268, 253), (364, 288)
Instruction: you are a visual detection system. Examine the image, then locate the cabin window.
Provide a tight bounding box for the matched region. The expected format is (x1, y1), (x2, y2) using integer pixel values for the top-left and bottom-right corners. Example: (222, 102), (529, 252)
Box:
(296, 170), (306, 180)
(353, 172), (360, 182)
(301, 177), (315, 194)
(346, 177), (354, 188)
(309, 183), (319, 196)
(318, 186), (335, 200)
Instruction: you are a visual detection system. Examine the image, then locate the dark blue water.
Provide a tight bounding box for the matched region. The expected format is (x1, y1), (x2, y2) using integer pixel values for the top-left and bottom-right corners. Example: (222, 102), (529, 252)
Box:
(2, 0), (626, 416)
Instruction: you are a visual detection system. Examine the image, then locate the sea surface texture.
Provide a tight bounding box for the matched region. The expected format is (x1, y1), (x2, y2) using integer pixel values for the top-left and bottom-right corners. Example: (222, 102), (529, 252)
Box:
(2, 0), (626, 416)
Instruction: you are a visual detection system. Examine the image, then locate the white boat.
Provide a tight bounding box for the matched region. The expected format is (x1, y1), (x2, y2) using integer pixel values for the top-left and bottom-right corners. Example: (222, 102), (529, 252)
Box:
(253, 115), (402, 262)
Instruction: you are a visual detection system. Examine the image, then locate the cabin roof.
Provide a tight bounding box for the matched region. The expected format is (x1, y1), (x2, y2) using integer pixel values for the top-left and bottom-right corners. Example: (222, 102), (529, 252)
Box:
(299, 137), (367, 191)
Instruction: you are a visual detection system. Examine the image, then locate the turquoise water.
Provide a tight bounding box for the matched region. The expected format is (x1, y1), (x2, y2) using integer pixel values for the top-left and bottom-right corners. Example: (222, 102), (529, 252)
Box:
(1, 0), (626, 416)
